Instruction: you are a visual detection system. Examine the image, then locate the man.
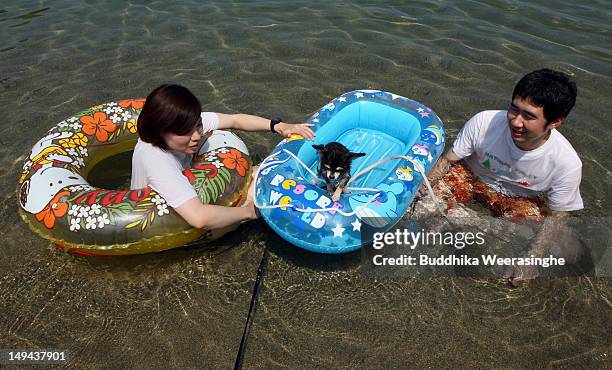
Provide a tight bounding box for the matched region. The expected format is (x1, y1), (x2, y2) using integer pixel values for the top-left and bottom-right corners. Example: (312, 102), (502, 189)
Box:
(427, 69), (583, 286)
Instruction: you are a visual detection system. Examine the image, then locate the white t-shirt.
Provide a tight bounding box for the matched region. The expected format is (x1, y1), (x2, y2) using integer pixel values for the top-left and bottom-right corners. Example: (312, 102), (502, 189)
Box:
(130, 112), (220, 208)
(452, 110), (583, 211)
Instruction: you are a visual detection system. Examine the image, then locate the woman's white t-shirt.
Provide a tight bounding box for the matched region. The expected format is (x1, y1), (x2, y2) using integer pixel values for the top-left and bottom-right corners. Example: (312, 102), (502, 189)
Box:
(130, 112), (219, 208)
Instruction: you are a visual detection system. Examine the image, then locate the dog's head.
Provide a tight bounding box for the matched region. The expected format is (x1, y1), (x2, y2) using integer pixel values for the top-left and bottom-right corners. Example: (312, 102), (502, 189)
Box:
(313, 142), (365, 181)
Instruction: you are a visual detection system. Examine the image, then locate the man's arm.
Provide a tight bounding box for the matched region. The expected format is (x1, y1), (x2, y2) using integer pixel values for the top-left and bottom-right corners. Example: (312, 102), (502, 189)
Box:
(428, 149), (462, 182)
(418, 149), (462, 196)
(505, 211), (579, 287)
(528, 211), (569, 256)
(550, 210), (570, 217)
(508, 168), (585, 285)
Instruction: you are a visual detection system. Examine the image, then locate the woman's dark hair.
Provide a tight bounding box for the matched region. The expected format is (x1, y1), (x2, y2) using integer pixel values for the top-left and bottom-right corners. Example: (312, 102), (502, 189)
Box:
(137, 84), (202, 150)
(512, 69), (577, 123)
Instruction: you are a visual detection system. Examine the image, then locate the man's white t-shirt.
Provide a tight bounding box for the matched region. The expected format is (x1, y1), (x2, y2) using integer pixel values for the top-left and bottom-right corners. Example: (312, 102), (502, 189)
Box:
(130, 112), (219, 208)
(452, 110), (583, 212)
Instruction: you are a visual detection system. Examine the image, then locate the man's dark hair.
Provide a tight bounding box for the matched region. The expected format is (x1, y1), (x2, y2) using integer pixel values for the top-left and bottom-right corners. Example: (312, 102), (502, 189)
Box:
(137, 84), (201, 150)
(512, 69), (577, 123)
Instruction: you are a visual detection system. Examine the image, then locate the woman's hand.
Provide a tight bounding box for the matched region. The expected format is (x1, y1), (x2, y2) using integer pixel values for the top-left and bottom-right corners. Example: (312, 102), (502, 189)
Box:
(241, 200), (259, 221)
(275, 122), (316, 140)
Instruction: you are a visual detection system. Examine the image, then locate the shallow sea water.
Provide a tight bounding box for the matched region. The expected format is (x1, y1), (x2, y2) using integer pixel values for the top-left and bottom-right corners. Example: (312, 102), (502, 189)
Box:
(1, 0), (610, 368)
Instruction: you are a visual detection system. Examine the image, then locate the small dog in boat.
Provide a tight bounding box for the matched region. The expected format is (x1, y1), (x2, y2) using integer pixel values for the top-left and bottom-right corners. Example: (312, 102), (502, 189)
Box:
(313, 142), (365, 202)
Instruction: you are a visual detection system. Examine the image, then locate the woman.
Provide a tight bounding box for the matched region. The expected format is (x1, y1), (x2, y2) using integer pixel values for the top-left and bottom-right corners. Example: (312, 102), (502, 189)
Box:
(131, 84), (315, 230)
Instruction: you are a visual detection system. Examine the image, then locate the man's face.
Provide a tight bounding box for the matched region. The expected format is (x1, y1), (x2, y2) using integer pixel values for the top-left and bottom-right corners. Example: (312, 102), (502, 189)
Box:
(507, 97), (562, 151)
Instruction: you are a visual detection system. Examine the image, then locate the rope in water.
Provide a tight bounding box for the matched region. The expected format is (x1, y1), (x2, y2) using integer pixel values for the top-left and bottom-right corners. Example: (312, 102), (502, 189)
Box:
(234, 148), (446, 368)
(234, 245), (269, 370)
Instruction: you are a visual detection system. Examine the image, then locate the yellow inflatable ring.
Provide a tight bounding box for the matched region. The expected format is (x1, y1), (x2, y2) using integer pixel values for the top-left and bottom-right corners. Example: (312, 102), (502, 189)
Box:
(17, 100), (252, 255)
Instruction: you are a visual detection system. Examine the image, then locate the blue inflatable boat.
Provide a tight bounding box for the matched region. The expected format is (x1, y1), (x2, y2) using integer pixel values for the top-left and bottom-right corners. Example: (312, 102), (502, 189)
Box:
(255, 90), (445, 253)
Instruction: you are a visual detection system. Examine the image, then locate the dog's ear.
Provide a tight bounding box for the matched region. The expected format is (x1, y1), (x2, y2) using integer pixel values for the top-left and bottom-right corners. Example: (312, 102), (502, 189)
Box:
(349, 152), (366, 159)
(312, 144), (324, 152)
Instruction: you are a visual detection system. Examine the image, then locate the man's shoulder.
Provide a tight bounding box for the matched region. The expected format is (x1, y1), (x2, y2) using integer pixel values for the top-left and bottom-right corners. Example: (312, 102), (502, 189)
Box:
(474, 109), (506, 117)
(474, 110), (507, 124)
(548, 130), (582, 169)
(465, 110), (507, 131)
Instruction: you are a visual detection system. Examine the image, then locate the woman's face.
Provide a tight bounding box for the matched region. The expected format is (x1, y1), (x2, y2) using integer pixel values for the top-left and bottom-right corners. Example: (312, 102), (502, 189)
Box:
(161, 119), (206, 154)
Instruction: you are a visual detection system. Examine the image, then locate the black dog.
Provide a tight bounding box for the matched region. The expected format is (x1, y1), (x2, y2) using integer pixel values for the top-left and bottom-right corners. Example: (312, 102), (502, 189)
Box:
(313, 142), (365, 202)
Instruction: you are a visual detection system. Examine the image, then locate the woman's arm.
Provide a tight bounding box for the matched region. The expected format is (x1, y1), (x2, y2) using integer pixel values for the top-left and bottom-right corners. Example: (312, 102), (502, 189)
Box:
(216, 113), (315, 140)
(174, 197), (257, 229)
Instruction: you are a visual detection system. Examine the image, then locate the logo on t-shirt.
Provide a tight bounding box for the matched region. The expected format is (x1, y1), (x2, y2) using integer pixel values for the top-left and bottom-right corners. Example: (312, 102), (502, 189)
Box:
(482, 151), (535, 180)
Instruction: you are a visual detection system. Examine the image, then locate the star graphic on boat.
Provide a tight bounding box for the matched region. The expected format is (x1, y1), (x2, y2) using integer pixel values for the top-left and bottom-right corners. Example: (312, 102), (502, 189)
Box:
(354, 92), (364, 98)
(332, 224), (345, 238)
(419, 111), (430, 117)
(417, 107), (425, 113)
(337, 96), (347, 102)
(389, 93), (402, 100)
(351, 219), (361, 232)
(313, 118), (319, 123)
